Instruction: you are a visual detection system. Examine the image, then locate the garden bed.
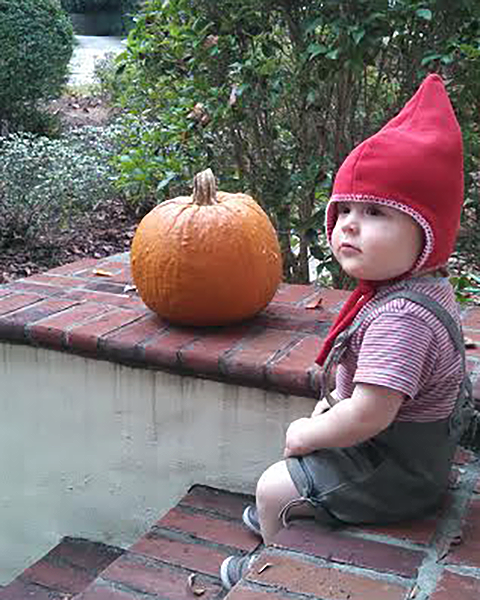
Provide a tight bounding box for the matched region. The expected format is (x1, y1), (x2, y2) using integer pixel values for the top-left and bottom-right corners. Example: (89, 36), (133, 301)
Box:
(0, 92), (140, 285)
(0, 197), (137, 284)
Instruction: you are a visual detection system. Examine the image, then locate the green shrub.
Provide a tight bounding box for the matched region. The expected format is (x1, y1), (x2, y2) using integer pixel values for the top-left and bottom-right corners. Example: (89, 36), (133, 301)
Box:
(0, 125), (122, 249)
(114, 0), (480, 284)
(94, 52), (124, 99)
(0, 0), (74, 133)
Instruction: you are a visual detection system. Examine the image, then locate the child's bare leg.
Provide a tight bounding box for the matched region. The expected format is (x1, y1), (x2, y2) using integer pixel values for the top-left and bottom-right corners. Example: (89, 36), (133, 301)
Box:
(256, 459), (315, 544)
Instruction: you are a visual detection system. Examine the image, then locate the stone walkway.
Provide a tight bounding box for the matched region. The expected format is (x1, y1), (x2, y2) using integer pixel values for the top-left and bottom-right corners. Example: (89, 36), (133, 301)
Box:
(69, 35), (126, 87)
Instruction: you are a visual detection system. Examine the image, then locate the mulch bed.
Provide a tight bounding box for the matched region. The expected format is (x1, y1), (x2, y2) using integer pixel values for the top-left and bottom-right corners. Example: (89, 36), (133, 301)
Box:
(0, 197), (139, 284)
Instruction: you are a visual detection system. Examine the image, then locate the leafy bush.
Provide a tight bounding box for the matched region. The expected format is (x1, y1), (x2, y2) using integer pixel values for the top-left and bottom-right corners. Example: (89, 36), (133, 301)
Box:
(114, 0), (480, 284)
(0, 125), (122, 250)
(94, 52), (124, 99)
(0, 0), (74, 133)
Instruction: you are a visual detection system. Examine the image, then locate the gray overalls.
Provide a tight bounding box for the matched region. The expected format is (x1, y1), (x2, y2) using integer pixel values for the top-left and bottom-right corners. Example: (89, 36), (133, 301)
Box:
(286, 290), (474, 525)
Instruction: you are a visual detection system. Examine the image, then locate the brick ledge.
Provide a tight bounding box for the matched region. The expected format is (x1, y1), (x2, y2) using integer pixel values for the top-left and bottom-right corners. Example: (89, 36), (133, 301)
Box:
(1, 252), (480, 400)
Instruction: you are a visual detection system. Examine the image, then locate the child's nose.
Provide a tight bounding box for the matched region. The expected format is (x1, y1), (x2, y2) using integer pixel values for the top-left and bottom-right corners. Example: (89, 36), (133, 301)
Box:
(341, 211), (359, 232)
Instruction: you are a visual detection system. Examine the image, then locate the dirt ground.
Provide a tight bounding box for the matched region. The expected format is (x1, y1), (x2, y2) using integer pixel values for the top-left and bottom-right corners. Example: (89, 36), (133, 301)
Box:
(47, 93), (118, 130)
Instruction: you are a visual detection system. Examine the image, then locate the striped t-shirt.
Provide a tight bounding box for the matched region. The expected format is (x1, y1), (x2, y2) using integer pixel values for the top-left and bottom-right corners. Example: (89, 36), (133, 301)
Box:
(335, 276), (464, 422)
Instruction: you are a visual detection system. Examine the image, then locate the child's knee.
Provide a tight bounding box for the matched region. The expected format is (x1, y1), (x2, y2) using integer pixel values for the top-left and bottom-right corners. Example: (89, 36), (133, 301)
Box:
(256, 460), (296, 506)
(256, 465), (274, 505)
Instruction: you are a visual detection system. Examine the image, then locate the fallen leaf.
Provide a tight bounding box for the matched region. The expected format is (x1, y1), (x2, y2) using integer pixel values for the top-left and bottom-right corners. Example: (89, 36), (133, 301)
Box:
(257, 562), (273, 574)
(187, 573), (206, 596)
(304, 292), (323, 309)
(93, 269), (114, 277)
(408, 584), (419, 599)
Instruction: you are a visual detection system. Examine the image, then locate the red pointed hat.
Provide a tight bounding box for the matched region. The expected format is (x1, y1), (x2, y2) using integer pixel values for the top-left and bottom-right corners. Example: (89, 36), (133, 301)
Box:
(316, 75), (464, 367)
(325, 74), (464, 272)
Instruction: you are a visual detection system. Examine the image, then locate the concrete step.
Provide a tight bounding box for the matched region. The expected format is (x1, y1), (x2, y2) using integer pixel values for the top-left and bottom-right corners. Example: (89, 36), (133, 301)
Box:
(0, 537), (124, 600)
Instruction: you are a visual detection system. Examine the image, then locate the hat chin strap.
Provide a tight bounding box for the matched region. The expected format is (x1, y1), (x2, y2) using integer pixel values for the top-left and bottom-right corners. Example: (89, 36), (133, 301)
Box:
(315, 279), (376, 367)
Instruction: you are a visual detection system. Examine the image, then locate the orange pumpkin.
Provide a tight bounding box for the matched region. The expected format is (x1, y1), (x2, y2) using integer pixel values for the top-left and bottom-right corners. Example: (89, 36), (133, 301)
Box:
(130, 169), (283, 326)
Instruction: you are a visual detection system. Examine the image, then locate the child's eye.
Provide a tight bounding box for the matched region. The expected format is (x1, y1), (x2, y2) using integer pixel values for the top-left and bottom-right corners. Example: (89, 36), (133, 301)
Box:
(337, 204), (351, 214)
(365, 205), (383, 216)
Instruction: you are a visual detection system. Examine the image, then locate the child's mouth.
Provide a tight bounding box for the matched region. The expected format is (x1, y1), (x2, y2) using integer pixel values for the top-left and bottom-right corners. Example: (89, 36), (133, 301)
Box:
(339, 242), (361, 254)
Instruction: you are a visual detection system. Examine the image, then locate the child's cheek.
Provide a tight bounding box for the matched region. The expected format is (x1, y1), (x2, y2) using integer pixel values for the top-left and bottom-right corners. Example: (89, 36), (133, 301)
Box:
(331, 223), (341, 250)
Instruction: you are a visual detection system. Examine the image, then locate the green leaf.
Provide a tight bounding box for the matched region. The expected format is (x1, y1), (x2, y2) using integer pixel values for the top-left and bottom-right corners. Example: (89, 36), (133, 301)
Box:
(440, 55), (454, 65)
(421, 53), (442, 66)
(306, 90), (316, 106)
(416, 8), (433, 21)
(156, 171), (176, 191)
(132, 168), (146, 181)
(450, 275), (472, 291)
(352, 29), (365, 45)
(326, 48), (340, 60)
(307, 42), (328, 59)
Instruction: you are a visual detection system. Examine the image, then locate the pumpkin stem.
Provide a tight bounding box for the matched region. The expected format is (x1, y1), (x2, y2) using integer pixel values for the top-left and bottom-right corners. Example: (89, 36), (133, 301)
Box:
(193, 169), (218, 205)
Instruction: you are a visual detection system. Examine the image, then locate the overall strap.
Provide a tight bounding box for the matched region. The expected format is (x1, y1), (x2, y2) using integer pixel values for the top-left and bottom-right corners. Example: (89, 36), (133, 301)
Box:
(384, 291), (475, 448)
(378, 290), (466, 361)
(321, 288), (466, 407)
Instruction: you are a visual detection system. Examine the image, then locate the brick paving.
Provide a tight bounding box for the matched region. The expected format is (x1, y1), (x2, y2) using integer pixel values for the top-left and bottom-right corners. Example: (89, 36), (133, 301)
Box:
(2, 480), (480, 599)
(0, 538), (124, 599)
(1, 253), (480, 598)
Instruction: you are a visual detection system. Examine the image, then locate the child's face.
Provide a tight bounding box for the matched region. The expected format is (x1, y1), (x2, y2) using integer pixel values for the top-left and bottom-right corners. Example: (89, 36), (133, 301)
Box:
(331, 201), (424, 281)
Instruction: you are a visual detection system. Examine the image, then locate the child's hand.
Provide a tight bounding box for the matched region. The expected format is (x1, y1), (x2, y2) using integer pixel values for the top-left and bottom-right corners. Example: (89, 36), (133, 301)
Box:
(284, 417), (315, 458)
(311, 398), (331, 417)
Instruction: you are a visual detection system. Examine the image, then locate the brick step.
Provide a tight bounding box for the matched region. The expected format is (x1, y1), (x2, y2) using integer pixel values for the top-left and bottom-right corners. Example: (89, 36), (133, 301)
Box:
(0, 537), (124, 600)
(75, 485), (259, 600)
(6, 471), (480, 600)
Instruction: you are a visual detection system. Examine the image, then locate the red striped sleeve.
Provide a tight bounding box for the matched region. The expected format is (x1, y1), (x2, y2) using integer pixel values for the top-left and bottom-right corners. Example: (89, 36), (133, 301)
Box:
(354, 312), (436, 400)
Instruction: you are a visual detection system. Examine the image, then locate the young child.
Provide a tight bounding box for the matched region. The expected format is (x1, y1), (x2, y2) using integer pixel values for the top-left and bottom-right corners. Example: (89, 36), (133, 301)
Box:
(220, 74), (474, 590)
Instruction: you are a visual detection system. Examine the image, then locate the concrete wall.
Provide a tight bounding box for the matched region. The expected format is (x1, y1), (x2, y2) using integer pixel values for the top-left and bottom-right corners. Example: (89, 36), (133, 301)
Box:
(0, 343), (313, 584)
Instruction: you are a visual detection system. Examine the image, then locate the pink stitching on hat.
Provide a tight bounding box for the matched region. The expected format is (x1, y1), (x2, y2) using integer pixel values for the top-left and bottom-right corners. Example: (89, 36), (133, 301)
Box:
(326, 194), (434, 272)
